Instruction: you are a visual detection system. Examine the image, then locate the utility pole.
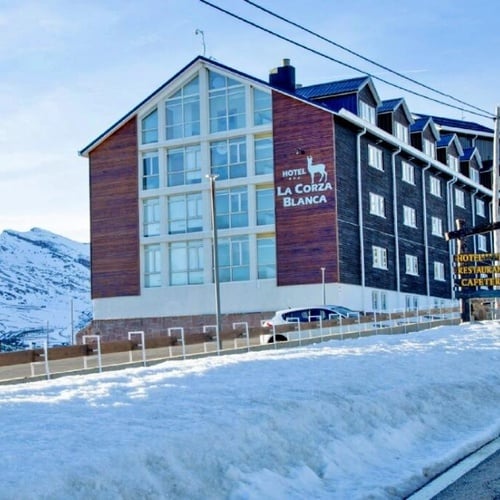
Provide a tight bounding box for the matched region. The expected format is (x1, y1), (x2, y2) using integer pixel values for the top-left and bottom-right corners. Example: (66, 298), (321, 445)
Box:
(493, 106), (500, 254)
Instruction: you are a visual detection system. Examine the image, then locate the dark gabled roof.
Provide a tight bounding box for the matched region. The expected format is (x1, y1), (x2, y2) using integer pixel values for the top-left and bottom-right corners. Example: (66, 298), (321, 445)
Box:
(378, 98), (414, 124)
(410, 116), (440, 139)
(415, 114), (493, 135)
(437, 134), (454, 148)
(378, 98), (403, 114)
(295, 76), (370, 100)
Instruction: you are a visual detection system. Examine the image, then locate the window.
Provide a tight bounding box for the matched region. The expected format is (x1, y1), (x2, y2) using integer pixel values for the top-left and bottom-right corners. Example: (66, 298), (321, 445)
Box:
(371, 291), (388, 311)
(144, 244), (161, 287)
(218, 236), (249, 282)
(455, 188), (465, 208)
(257, 236), (276, 278)
(253, 88), (272, 126)
(470, 167), (480, 183)
(372, 246), (388, 269)
(434, 261), (445, 281)
(255, 136), (273, 175)
(430, 176), (441, 197)
(368, 144), (383, 171)
(403, 205), (416, 228)
(142, 152), (159, 190)
(359, 100), (376, 124)
(369, 193), (385, 217)
(167, 145), (201, 186)
(476, 199), (486, 217)
(210, 137), (246, 180)
(209, 70), (246, 133)
(448, 154), (459, 172)
(168, 193), (202, 234)
(395, 122), (409, 143)
(141, 109), (158, 144)
(423, 138), (435, 159)
(143, 198), (160, 237)
(216, 186), (248, 229)
(169, 240), (204, 285)
(431, 216), (443, 237)
(406, 295), (419, 311)
(166, 76), (200, 140)
(405, 254), (418, 276)
(402, 161), (415, 184)
(477, 234), (487, 252)
(256, 187), (275, 225)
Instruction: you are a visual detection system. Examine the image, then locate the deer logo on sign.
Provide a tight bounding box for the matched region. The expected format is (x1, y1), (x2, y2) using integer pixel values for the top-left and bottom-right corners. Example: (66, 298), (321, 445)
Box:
(306, 156), (327, 183)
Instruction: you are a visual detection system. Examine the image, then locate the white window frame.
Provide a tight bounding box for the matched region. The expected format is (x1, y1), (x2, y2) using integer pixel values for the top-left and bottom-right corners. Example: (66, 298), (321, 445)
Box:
(395, 122), (409, 143)
(430, 176), (441, 197)
(368, 144), (383, 171)
(405, 254), (418, 276)
(403, 205), (417, 228)
(372, 245), (388, 269)
(434, 261), (445, 281)
(402, 161), (415, 185)
(476, 199), (486, 217)
(455, 188), (465, 208)
(431, 216), (443, 237)
(359, 100), (376, 124)
(447, 154), (459, 172)
(477, 234), (487, 252)
(369, 192), (385, 217)
(470, 167), (480, 183)
(423, 138), (436, 159)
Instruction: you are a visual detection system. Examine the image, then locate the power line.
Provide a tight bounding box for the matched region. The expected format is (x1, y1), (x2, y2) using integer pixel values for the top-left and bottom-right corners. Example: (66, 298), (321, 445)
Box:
(199, 0), (494, 121)
(243, 0), (493, 118)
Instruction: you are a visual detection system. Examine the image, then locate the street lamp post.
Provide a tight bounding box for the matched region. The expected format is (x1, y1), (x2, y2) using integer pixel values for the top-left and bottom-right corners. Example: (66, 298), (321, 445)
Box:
(321, 267), (326, 305)
(206, 174), (223, 352)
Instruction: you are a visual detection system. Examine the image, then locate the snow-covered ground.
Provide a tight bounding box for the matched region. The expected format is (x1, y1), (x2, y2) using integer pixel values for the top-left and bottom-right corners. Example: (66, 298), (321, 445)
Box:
(1, 321), (499, 499)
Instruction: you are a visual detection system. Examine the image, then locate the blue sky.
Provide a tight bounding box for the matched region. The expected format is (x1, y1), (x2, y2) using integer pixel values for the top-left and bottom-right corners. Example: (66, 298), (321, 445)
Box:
(1, 0), (499, 242)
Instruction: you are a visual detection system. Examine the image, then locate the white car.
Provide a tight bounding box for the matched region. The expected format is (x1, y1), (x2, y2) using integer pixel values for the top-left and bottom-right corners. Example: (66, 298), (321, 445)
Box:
(263, 305), (360, 327)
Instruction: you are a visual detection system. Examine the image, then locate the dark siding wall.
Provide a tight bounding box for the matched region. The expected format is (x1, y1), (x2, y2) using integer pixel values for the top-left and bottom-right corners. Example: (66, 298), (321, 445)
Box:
(335, 120), (361, 284)
(89, 118), (140, 299)
(272, 92), (339, 286)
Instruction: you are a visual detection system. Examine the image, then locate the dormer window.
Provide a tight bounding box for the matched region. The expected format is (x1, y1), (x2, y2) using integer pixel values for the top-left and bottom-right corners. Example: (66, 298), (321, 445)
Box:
(423, 138), (436, 159)
(447, 154), (459, 172)
(470, 167), (480, 183)
(395, 122), (409, 143)
(359, 100), (376, 124)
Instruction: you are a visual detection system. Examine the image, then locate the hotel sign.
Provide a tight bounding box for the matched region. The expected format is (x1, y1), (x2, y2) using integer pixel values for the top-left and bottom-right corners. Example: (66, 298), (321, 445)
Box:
(454, 253), (500, 288)
(276, 155), (333, 207)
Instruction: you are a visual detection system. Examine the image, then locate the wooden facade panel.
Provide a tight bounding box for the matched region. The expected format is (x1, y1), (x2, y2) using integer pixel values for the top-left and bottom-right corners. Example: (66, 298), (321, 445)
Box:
(272, 93), (338, 286)
(89, 118), (140, 299)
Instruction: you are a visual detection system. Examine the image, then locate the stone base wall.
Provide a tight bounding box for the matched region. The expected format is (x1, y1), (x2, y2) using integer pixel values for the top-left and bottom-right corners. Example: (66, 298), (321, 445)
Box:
(77, 310), (275, 343)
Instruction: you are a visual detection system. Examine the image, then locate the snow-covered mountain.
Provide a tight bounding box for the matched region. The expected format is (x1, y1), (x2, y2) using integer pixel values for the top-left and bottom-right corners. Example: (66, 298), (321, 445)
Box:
(0, 228), (91, 350)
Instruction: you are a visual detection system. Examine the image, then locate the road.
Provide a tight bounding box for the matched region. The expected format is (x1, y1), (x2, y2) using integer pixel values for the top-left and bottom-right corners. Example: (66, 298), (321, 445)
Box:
(408, 438), (500, 499)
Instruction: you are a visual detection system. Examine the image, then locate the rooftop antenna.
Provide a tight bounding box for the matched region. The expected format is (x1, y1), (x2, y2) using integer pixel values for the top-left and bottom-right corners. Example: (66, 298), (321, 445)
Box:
(195, 29), (206, 57)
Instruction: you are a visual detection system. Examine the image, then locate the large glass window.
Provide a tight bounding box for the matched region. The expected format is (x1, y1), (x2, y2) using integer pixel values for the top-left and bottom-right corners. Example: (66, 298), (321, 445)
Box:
(143, 198), (160, 236)
(210, 137), (246, 180)
(423, 138), (436, 159)
(431, 216), (443, 237)
(402, 161), (415, 184)
(166, 76), (200, 140)
(455, 188), (465, 208)
(434, 262), (445, 281)
(256, 187), (275, 225)
(359, 101), (376, 124)
(255, 136), (273, 175)
(144, 244), (161, 287)
(448, 154), (459, 172)
(218, 236), (249, 282)
(209, 70), (246, 133)
(253, 88), (272, 125)
(257, 236), (276, 279)
(167, 145), (201, 186)
(168, 192), (202, 234)
(169, 240), (204, 285)
(141, 109), (158, 144)
(395, 122), (409, 143)
(142, 152), (159, 190)
(216, 186), (248, 229)
(430, 176), (441, 197)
